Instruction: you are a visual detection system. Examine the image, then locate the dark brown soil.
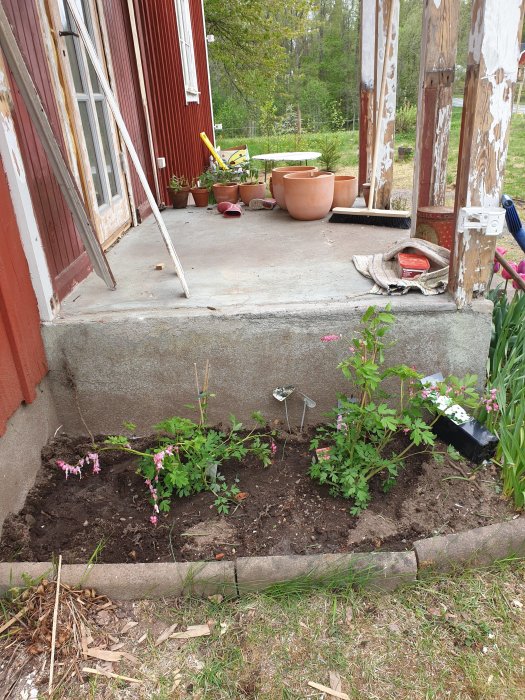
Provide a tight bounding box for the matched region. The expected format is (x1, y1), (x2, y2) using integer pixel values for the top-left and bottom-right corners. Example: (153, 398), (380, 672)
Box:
(0, 433), (514, 564)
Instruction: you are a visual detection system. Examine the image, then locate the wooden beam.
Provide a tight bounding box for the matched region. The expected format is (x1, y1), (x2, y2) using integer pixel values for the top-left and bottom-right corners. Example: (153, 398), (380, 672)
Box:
(358, 0), (376, 194)
(373, 0), (400, 210)
(411, 0), (459, 229)
(449, 0), (525, 308)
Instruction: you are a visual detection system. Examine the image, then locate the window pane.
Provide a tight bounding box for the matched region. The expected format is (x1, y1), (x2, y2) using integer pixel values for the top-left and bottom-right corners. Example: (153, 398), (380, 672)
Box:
(78, 101), (105, 206)
(65, 35), (84, 93)
(95, 101), (118, 197)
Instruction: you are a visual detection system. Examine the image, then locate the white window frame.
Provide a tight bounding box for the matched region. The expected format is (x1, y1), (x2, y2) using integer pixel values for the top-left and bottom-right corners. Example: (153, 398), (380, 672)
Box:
(174, 0), (200, 103)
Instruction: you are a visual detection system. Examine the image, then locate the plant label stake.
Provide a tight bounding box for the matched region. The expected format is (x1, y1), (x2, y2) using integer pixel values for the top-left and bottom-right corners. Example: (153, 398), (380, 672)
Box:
(273, 386), (295, 432)
(299, 392), (316, 432)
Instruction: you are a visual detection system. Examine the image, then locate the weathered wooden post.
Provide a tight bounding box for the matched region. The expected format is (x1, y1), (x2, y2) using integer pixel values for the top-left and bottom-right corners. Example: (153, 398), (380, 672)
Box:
(373, 0), (400, 210)
(358, 0), (376, 194)
(449, 0), (525, 309)
(411, 0), (459, 220)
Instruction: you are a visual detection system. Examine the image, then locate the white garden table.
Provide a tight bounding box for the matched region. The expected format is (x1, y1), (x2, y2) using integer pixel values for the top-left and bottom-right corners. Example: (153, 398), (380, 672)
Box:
(252, 151), (322, 180)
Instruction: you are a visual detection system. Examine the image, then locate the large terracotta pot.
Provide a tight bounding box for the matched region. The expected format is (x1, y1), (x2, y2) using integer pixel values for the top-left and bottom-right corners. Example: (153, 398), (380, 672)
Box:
(239, 182), (266, 206)
(332, 175), (358, 209)
(283, 171), (335, 221)
(271, 165), (318, 211)
(212, 182), (239, 204)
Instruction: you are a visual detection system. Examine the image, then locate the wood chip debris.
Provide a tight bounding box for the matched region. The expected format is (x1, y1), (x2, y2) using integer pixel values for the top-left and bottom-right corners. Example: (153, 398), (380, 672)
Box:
(120, 620), (139, 634)
(82, 667), (142, 684)
(170, 624), (211, 640)
(155, 623), (178, 646)
(307, 680), (350, 699)
(329, 670), (342, 692)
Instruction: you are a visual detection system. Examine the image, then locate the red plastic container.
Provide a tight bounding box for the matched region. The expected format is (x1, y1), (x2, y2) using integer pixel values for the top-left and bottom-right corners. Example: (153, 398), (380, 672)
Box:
(396, 252), (430, 279)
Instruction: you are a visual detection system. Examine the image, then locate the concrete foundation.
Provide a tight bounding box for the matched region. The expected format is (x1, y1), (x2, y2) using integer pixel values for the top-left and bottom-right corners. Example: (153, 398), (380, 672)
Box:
(43, 208), (493, 434)
(0, 378), (59, 534)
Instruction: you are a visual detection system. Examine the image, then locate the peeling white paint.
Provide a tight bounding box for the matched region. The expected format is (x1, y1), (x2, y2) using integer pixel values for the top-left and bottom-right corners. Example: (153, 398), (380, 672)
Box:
(483, 0), (522, 76)
(432, 102), (452, 203)
(433, 0), (442, 7)
(361, 0), (376, 87)
(0, 57), (55, 321)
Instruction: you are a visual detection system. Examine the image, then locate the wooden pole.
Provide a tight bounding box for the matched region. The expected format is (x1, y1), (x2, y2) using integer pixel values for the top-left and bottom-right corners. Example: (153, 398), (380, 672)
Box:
(358, 0), (376, 194)
(449, 0), (525, 309)
(373, 0), (400, 210)
(411, 0), (459, 231)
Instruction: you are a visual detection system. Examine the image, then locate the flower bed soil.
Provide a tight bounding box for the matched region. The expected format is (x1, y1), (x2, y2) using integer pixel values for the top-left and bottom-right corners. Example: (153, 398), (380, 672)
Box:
(0, 434), (513, 565)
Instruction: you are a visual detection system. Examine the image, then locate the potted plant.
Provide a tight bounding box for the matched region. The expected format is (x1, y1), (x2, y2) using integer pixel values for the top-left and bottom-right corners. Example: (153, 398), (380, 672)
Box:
(212, 167), (239, 205)
(238, 164), (265, 205)
(167, 175), (190, 209)
(190, 176), (210, 207)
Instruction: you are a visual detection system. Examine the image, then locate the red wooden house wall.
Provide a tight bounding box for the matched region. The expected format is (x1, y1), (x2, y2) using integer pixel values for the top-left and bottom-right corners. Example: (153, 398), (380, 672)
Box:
(0, 158), (48, 435)
(133, 0), (213, 196)
(3, 0), (91, 301)
(103, 0), (156, 221)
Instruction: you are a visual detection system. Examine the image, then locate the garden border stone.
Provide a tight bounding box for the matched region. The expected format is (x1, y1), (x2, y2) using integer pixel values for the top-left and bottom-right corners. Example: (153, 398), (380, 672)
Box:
(0, 518), (523, 600)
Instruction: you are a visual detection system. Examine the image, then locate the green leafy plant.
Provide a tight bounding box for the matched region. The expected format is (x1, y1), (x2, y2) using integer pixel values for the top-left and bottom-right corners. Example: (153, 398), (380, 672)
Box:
(310, 306), (478, 514)
(484, 287), (525, 507)
(168, 175), (189, 192)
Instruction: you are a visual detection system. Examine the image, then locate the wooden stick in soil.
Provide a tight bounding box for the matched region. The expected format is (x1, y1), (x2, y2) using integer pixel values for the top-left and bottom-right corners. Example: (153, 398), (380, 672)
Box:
(194, 363), (204, 425)
(48, 555), (62, 696)
(0, 606), (28, 635)
(495, 251), (525, 292)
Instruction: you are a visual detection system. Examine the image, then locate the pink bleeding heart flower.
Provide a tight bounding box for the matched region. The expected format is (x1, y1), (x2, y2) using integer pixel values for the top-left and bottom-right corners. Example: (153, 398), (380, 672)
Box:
(501, 262), (518, 280)
(150, 515), (158, 526)
(321, 334), (341, 343)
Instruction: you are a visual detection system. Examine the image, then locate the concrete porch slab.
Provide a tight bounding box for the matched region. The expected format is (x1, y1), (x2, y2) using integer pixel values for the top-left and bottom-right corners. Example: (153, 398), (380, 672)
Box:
(44, 207), (493, 434)
(58, 206), (410, 317)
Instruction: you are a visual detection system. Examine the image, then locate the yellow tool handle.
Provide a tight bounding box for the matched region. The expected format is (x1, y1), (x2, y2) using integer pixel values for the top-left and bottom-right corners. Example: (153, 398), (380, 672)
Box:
(200, 132), (227, 170)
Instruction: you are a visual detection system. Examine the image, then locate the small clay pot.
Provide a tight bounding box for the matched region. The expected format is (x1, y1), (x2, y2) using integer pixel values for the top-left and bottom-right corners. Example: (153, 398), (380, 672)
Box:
(362, 182), (371, 207)
(168, 187), (190, 209)
(239, 182), (266, 206)
(271, 166), (318, 211)
(212, 182), (239, 204)
(191, 187), (209, 207)
(332, 175), (358, 209)
(283, 170), (335, 221)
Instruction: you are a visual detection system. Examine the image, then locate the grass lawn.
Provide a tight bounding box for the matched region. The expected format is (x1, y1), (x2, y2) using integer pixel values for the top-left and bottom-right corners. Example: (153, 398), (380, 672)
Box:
(60, 559), (525, 699)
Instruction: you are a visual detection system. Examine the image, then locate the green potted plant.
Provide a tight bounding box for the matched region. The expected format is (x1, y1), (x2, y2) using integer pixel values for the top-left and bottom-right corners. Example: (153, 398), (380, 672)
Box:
(212, 166), (239, 204)
(190, 175), (210, 207)
(238, 163), (266, 205)
(167, 175), (190, 209)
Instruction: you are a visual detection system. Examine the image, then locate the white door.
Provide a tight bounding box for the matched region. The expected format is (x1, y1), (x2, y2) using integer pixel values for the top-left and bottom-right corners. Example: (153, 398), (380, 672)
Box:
(58, 0), (131, 247)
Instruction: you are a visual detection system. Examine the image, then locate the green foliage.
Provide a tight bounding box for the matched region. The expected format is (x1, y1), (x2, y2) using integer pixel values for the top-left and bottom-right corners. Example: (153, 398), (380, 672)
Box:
(310, 305), (479, 514)
(135, 415), (273, 515)
(395, 101), (418, 135)
(168, 175), (189, 192)
(486, 288), (525, 508)
(316, 133), (343, 172)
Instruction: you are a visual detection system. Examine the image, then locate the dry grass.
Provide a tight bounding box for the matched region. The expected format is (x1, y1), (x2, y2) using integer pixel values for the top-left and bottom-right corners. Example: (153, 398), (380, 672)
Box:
(43, 559), (525, 700)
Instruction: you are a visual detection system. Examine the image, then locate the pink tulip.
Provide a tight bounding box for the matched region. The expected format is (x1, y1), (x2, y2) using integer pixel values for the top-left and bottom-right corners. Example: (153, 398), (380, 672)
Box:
(518, 260), (525, 274)
(512, 273), (525, 290)
(501, 262), (518, 280)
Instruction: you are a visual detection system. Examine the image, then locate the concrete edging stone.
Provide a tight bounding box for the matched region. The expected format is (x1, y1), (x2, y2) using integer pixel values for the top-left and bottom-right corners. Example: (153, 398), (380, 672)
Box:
(0, 518), (523, 599)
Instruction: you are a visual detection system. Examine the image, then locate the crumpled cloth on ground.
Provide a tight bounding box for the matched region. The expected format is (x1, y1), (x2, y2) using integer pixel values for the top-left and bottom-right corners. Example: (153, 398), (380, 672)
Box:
(353, 238), (450, 295)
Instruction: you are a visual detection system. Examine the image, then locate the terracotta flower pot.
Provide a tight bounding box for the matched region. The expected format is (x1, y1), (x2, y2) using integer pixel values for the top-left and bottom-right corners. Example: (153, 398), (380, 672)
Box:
(168, 187), (190, 209)
(239, 182), (266, 206)
(332, 175), (358, 209)
(191, 187), (209, 207)
(212, 182), (239, 204)
(283, 171), (335, 221)
(271, 166), (318, 211)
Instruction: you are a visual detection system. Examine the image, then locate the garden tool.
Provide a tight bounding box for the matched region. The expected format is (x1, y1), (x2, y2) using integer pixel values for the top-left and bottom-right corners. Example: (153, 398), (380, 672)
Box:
(299, 392), (316, 432)
(272, 386), (295, 432)
(501, 195), (525, 254)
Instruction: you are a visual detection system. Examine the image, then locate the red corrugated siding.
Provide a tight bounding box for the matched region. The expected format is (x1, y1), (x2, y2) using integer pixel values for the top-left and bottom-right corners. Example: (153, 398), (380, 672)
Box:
(103, 0), (154, 220)
(0, 157), (48, 435)
(3, 0), (90, 301)
(134, 0), (213, 198)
